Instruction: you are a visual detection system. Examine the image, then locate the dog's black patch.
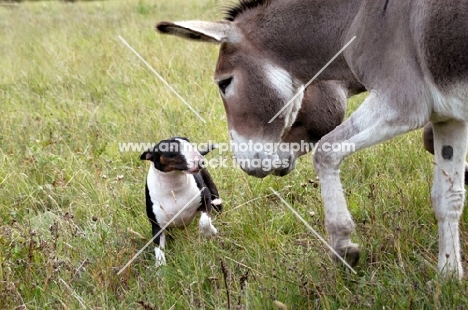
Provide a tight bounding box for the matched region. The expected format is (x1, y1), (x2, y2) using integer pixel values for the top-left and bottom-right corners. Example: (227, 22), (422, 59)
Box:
(193, 170), (223, 213)
(145, 184), (162, 245)
(442, 145), (453, 160)
(141, 138), (189, 172)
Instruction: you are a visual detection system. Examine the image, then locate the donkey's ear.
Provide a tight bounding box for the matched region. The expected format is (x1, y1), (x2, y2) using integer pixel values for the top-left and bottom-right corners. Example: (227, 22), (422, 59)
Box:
(156, 21), (239, 44)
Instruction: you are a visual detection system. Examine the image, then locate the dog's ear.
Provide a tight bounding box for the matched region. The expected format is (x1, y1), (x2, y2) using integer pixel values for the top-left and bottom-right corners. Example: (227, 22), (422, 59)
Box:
(199, 143), (219, 156)
(140, 150), (154, 161)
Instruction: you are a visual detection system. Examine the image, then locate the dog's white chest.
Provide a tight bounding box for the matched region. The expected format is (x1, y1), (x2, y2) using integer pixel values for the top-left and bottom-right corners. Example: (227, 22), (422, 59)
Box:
(147, 167), (201, 228)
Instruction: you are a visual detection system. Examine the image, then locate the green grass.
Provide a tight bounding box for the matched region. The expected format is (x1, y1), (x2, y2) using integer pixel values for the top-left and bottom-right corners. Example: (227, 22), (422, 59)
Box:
(1, 0), (467, 309)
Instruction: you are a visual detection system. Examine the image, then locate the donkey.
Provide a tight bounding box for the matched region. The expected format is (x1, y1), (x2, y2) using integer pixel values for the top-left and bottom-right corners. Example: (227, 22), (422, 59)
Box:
(273, 80), (365, 176)
(156, 0), (468, 279)
(277, 84), (468, 180)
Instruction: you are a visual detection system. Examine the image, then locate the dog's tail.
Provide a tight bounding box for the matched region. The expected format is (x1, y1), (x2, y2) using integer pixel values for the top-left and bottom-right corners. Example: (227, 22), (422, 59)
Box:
(199, 143), (218, 156)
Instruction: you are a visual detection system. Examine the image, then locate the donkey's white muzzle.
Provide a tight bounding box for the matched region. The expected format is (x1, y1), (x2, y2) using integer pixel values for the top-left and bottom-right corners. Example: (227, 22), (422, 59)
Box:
(233, 150), (296, 178)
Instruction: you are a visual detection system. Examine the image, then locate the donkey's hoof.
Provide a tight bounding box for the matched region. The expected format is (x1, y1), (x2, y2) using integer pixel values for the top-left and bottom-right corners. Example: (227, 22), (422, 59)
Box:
(333, 244), (360, 267)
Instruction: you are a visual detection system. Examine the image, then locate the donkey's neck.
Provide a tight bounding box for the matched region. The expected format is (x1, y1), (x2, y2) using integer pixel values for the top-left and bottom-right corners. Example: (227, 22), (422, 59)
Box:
(236, 0), (363, 83)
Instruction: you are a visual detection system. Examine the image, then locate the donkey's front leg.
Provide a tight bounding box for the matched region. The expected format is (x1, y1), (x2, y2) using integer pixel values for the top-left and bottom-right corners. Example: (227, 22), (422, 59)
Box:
(313, 92), (427, 267)
(431, 121), (467, 279)
(314, 136), (360, 266)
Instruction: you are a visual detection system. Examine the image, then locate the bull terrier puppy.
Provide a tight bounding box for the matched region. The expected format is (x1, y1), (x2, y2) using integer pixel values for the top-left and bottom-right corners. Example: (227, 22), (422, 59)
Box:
(140, 137), (222, 266)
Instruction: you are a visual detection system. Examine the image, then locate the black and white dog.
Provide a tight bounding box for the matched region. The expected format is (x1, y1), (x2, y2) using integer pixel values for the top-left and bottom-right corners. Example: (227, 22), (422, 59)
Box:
(140, 137), (222, 266)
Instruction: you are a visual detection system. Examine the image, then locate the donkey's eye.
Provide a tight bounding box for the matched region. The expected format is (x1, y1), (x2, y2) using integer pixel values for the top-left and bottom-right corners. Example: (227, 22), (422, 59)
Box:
(217, 77), (233, 95)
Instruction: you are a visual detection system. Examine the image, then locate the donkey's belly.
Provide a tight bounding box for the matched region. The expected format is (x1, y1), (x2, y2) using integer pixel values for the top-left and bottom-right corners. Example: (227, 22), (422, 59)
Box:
(429, 83), (468, 123)
(422, 0), (468, 88)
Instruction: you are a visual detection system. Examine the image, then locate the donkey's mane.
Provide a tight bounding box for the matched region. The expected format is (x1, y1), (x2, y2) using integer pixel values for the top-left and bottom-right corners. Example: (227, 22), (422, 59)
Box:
(224, 0), (272, 21)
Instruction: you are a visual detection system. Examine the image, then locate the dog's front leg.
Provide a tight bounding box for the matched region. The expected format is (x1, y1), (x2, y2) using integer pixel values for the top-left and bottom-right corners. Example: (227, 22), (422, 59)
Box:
(152, 222), (166, 266)
(199, 212), (217, 237)
(199, 188), (218, 237)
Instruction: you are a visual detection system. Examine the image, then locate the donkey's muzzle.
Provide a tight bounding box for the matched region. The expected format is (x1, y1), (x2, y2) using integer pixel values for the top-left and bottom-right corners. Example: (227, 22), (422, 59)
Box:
(234, 151), (296, 178)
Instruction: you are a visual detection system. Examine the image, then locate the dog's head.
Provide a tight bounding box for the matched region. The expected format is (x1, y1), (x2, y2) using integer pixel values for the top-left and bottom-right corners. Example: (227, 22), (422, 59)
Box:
(140, 137), (216, 174)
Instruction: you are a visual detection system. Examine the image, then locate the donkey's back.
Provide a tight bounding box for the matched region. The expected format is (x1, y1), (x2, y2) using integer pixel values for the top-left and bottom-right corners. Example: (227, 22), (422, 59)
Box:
(348, 0), (468, 96)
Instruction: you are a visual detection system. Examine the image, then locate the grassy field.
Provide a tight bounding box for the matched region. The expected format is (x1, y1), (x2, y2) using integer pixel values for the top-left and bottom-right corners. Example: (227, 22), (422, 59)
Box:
(1, 0), (468, 309)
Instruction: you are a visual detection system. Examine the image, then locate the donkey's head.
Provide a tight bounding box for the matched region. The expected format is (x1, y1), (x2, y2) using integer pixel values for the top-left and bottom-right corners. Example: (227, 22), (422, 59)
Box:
(157, 20), (306, 178)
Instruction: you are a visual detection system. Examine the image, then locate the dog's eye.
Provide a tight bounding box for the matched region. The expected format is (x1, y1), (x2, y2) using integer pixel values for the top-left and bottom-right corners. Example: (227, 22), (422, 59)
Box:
(217, 77), (233, 95)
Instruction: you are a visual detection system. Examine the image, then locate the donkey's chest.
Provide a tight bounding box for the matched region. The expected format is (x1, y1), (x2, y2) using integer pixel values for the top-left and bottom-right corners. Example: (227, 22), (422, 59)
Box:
(147, 176), (202, 228)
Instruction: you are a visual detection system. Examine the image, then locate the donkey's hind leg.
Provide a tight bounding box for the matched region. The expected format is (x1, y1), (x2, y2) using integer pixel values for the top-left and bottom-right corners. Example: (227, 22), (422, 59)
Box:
(431, 121), (467, 279)
(423, 122), (468, 185)
(314, 92), (428, 267)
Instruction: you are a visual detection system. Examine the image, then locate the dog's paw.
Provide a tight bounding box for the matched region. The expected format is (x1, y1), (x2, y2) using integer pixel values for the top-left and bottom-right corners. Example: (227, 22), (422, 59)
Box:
(200, 212), (218, 238)
(201, 225), (218, 238)
(154, 247), (166, 266)
(205, 225), (218, 237)
(212, 198), (222, 206)
(211, 198), (223, 212)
